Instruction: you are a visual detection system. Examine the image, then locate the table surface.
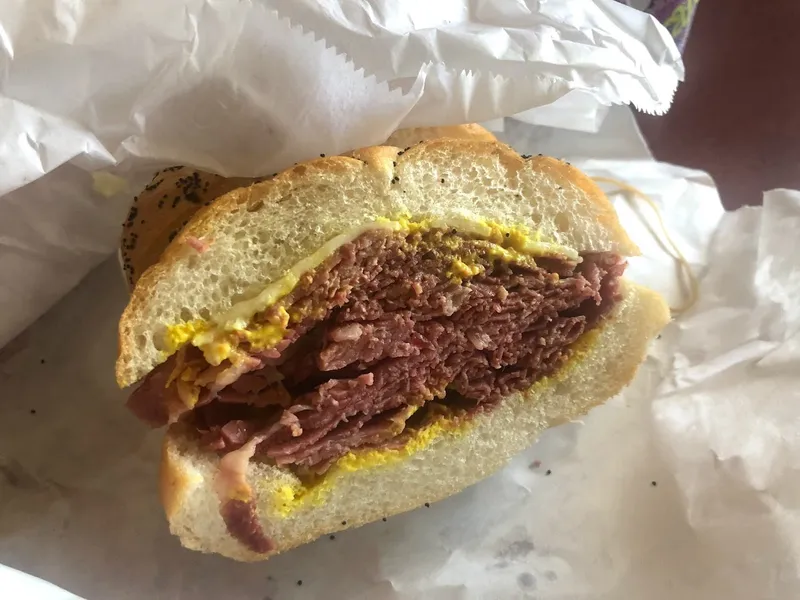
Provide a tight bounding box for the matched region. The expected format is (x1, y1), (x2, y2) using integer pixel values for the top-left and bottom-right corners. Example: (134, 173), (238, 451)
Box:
(636, 0), (800, 209)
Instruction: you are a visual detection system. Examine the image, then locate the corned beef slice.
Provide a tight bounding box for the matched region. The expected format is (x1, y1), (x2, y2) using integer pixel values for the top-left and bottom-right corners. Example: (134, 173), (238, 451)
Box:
(128, 229), (625, 471)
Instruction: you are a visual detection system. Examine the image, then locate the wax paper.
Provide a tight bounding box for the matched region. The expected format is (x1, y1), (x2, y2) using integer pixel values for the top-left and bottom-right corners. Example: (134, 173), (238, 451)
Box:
(0, 0), (682, 351)
(5, 108), (798, 599)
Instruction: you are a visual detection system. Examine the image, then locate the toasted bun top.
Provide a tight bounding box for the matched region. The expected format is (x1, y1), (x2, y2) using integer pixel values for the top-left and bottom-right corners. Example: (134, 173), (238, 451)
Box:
(121, 125), (497, 288)
(117, 139), (638, 388)
(384, 123), (497, 148)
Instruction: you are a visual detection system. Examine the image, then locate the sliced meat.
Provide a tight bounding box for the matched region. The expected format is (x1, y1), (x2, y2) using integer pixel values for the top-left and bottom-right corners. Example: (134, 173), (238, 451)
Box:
(249, 244), (623, 468)
(221, 420), (254, 447)
(273, 404), (416, 470)
(214, 433), (274, 553)
(219, 499), (274, 554)
(129, 228), (625, 473)
(217, 382), (291, 408)
(317, 313), (418, 371)
(185, 236), (210, 254)
(126, 360), (190, 426)
(576, 252), (627, 328)
(201, 354), (263, 395)
(231, 368), (283, 394)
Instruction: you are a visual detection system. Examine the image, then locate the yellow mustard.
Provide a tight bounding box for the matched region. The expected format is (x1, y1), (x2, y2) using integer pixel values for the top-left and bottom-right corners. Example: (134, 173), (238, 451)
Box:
(272, 416), (470, 517)
(269, 323), (604, 517)
(163, 217), (575, 366)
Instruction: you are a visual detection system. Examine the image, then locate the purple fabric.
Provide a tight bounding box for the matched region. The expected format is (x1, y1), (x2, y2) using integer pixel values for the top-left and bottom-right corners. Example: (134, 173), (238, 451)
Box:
(616, 0), (700, 52)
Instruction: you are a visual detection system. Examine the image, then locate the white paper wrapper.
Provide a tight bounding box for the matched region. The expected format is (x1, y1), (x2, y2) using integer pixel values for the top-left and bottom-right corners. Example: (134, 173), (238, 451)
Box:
(0, 564), (81, 600)
(7, 110), (799, 599)
(650, 190), (800, 599)
(0, 0), (682, 350)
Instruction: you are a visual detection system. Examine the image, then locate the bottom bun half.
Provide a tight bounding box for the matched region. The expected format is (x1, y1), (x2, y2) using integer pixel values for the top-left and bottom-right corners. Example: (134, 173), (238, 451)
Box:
(160, 280), (669, 561)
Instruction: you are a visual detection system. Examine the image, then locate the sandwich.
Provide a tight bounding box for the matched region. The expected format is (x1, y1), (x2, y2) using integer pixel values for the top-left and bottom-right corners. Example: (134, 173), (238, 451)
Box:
(116, 126), (669, 561)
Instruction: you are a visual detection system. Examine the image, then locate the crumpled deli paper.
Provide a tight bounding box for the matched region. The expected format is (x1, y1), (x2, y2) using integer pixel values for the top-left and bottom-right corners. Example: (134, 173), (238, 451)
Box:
(651, 190), (800, 599)
(5, 112), (798, 600)
(0, 0), (682, 350)
(0, 564), (81, 600)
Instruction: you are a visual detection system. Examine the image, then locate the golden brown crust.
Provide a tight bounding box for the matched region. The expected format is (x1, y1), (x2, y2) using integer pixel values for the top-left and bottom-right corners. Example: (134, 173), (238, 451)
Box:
(385, 124), (496, 148)
(160, 435), (196, 521)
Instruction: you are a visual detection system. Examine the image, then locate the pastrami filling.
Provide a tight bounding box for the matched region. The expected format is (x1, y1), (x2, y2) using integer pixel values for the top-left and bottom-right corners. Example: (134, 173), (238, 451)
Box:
(128, 227), (625, 553)
(130, 228), (625, 475)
